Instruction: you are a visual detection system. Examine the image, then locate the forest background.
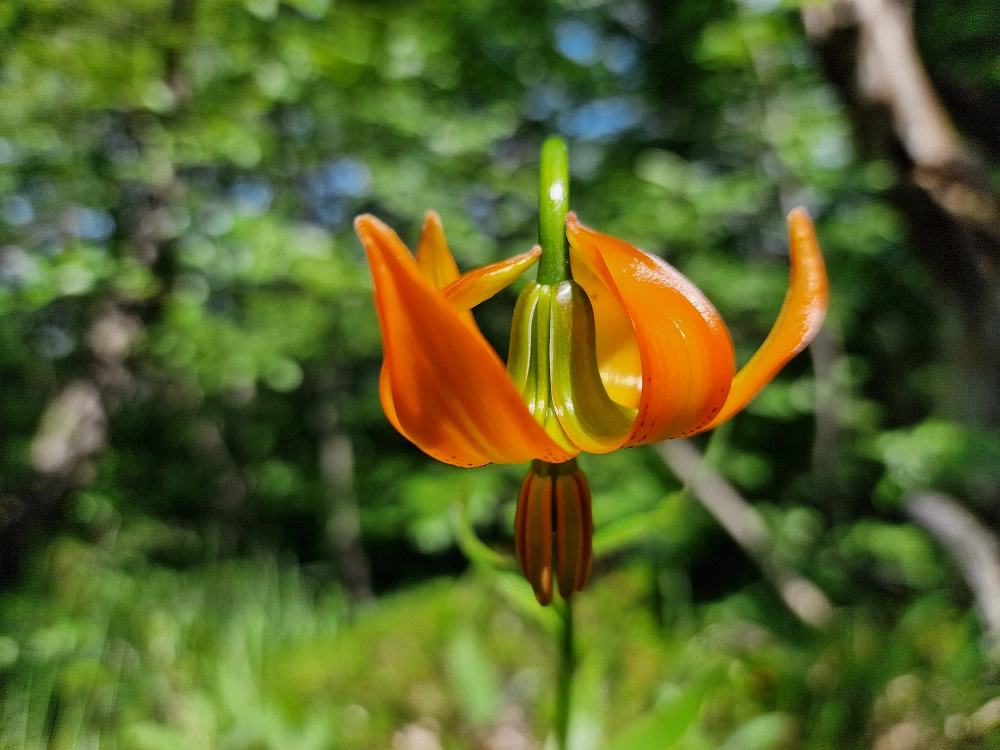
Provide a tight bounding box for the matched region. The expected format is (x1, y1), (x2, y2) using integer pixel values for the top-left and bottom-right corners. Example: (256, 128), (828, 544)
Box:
(1, 0), (999, 748)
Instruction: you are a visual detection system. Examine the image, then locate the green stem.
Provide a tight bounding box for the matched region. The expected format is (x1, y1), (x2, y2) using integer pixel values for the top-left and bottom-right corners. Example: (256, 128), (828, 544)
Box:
(537, 136), (571, 285)
(555, 597), (576, 750)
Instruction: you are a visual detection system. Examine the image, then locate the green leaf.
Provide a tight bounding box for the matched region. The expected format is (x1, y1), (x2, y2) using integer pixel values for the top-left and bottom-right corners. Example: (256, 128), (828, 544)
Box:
(592, 491), (687, 556)
(608, 679), (709, 750)
(493, 571), (561, 634)
(719, 713), (793, 750)
(450, 501), (518, 572)
(445, 626), (501, 726)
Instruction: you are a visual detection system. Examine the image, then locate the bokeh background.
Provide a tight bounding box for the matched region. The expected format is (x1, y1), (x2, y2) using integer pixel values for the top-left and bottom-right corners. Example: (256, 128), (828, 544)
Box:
(1, 0), (1000, 747)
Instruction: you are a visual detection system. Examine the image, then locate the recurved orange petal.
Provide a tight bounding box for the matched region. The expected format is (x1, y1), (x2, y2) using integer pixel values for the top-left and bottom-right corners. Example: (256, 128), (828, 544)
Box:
(442, 246), (541, 313)
(416, 210), (460, 289)
(357, 214), (576, 468)
(692, 207), (828, 433)
(415, 210), (477, 329)
(568, 246), (642, 409)
(566, 213), (735, 446)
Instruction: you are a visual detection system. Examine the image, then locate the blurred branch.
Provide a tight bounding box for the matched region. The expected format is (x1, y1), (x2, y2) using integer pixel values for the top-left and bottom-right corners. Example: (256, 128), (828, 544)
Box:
(30, 380), (106, 479)
(320, 428), (373, 605)
(803, 0), (1000, 420)
(905, 491), (1000, 644)
(802, 0), (998, 228)
(809, 326), (847, 505)
(29, 306), (141, 481)
(803, 0), (963, 170)
(4, 15), (192, 580)
(658, 440), (834, 628)
(963, 696), (1000, 738)
(1, 307), (143, 581)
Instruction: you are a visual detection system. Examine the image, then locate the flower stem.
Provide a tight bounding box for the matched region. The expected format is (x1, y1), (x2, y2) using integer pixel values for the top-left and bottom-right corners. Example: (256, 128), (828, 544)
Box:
(555, 597), (576, 750)
(537, 136), (571, 286)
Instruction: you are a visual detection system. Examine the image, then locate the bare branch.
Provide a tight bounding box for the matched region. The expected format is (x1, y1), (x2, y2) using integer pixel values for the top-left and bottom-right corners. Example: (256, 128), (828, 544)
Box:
(803, 0), (957, 162)
(658, 439), (834, 628)
(853, 0), (960, 169)
(30, 380), (105, 478)
(809, 326), (847, 501)
(905, 491), (1000, 642)
(805, 0), (1000, 234)
(803, 0), (1000, 421)
(806, 0), (1000, 230)
(318, 408), (373, 605)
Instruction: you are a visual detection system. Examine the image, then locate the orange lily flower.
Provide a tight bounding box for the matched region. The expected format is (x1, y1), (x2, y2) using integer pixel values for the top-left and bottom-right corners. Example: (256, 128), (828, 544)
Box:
(355, 138), (828, 604)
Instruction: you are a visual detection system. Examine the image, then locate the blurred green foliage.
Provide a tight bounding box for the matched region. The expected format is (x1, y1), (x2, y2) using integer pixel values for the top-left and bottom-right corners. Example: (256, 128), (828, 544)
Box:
(1, 0), (999, 747)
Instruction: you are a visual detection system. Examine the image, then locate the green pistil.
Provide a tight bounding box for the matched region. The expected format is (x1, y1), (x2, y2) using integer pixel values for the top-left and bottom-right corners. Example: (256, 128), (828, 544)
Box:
(536, 136), (571, 286)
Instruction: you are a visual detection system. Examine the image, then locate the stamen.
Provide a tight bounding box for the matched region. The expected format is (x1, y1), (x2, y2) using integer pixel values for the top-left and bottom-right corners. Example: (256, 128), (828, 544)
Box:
(515, 459), (593, 605)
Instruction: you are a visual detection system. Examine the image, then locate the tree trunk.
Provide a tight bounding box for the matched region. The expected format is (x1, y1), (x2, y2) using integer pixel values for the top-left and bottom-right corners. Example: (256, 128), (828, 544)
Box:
(803, 0), (1000, 424)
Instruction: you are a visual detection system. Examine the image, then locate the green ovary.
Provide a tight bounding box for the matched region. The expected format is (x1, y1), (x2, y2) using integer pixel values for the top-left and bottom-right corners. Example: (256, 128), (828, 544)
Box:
(507, 280), (635, 454)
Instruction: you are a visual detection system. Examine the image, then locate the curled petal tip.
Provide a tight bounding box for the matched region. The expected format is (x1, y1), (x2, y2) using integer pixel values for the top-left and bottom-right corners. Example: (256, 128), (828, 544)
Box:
(416, 208), (460, 290)
(692, 205), (829, 433)
(443, 245), (542, 314)
(354, 213), (392, 242)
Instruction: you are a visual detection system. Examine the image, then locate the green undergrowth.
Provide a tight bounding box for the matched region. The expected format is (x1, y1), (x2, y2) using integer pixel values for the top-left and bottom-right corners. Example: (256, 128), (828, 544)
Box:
(1, 539), (996, 750)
